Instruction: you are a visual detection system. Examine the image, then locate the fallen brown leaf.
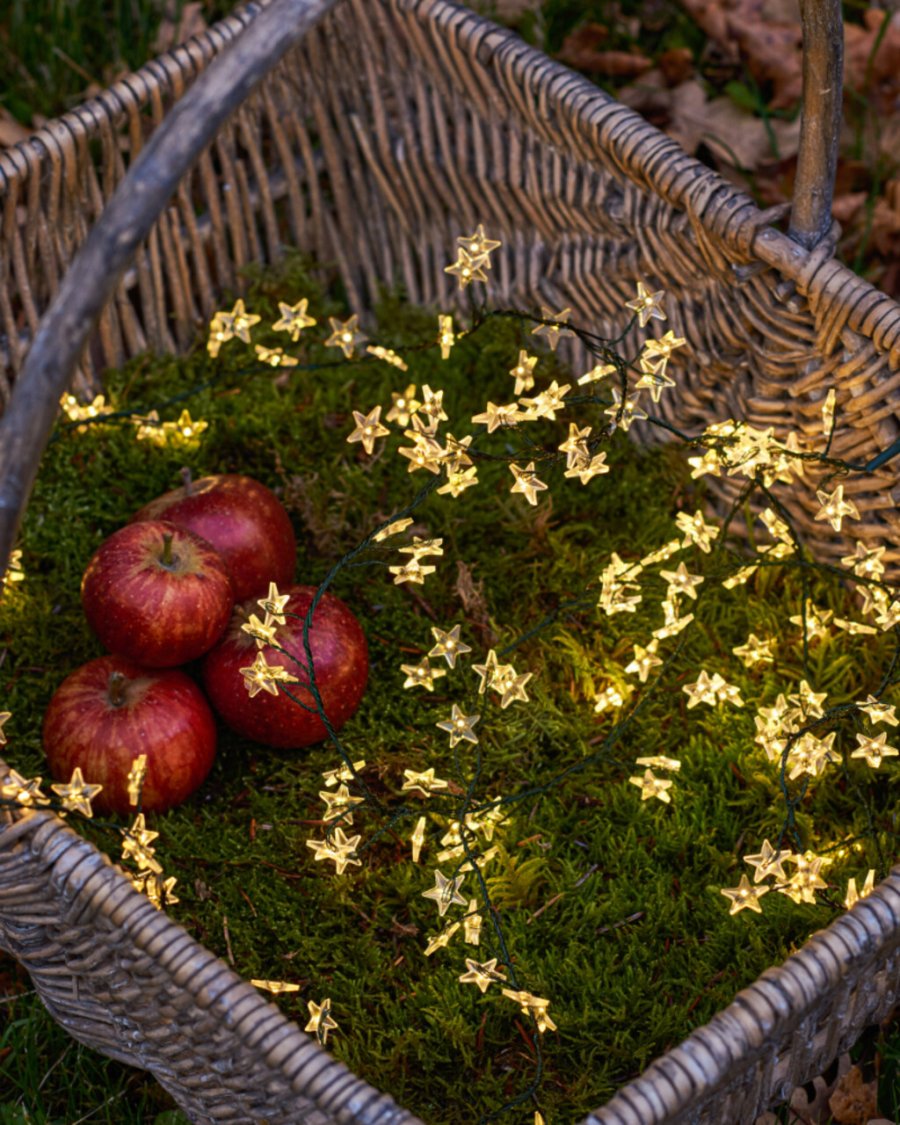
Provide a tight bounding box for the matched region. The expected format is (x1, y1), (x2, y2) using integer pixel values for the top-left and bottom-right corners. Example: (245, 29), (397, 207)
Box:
(454, 560), (495, 646)
(845, 10), (900, 115)
(828, 1064), (879, 1125)
(557, 25), (653, 77)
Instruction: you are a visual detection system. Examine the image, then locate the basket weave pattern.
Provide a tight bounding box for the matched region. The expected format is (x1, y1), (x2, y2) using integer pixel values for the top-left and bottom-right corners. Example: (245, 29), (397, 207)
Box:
(2, 1), (900, 1122)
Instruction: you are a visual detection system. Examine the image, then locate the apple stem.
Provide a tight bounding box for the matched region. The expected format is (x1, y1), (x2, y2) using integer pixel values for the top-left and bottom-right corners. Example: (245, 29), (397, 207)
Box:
(161, 532), (175, 567)
(180, 466), (193, 495)
(108, 671), (128, 708)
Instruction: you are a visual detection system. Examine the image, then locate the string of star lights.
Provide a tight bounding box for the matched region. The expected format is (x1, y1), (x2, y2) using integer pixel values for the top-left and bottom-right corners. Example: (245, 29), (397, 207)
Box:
(19, 222), (900, 1124)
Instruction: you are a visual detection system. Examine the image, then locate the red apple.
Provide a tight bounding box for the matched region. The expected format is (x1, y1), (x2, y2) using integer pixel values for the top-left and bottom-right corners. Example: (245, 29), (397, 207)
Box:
(201, 584), (368, 748)
(43, 655), (217, 814)
(81, 520), (234, 667)
(131, 471), (296, 600)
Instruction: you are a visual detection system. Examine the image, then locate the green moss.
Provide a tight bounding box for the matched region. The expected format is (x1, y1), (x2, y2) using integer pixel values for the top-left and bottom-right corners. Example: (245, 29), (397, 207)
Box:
(1, 252), (897, 1124)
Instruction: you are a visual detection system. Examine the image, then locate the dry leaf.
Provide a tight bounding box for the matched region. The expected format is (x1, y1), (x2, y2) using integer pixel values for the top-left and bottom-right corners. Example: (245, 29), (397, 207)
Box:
(152, 1), (208, 54)
(454, 561), (495, 646)
(557, 26), (652, 77)
(0, 109), (30, 148)
(845, 10), (900, 114)
(828, 1064), (879, 1125)
(658, 47), (694, 87)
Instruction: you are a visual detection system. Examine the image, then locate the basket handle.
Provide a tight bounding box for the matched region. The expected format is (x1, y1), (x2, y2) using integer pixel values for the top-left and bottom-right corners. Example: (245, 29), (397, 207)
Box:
(0, 0), (337, 574)
(788, 0), (844, 250)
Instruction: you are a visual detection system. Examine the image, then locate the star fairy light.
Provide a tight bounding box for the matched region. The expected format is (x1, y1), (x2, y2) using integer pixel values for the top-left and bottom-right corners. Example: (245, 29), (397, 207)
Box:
(564, 451), (610, 484)
(845, 870), (876, 909)
(399, 536), (444, 560)
(687, 449), (722, 479)
(443, 433), (474, 472)
(473, 649), (503, 694)
(625, 280), (667, 327)
(458, 224), (501, 260)
(422, 869), (467, 916)
(742, 840), (792, 883)
(710, 673), (744, 707)
(841, 541), (886, 580)
(366, 345), (408, 371)
(851, 731), (899, 768)
(257, 582), (290, 624)
(305, 999), (339, 1044)
(758, 507), (793, 546)
(251, 979), (301, 994)
(239, 653), (299, 699)
(410, 815), (427, 863)
(788, 601), (832, 642)
(121, 814), (161, 872)
(558, 423), (592, 469)
(624, 642), (662, 683)
(131, 871), (179, 909)
(271, 297), (316, 341)
(635, 755), (681, 772)
(60, 392), (108, 429)
(306, 826), (362, 875)
(346, 405), (390, 456)
(659, 562), (704, 601)
(683, 671), (719, 709)
(493, 664), (533, 709)
(510, 350), (538, 394)
(419, 385), (448, 426)
(463, 901), (482, 945)
(833, 617), (877, 636)
(254, 345), (298, 368)
(720, 874), (769, 915)
(161, 409), (208, 448)
(322, 760), (366, 786)
(501, 990), (557, 1033)
(444, 247), (489, 289)
(641, 539), (682, 566)
(126, 754), (148, 807)
(604, 390), (647, 432)
(733, 634), (775, 668)
(875, 598), (900, 630)
(857, 695), (899, 726)
(471, 401), (523, 433)
(428, 624), (472, 668)
(674, 510), (719, 553)
(437, 315), (456, 359)
(722, 565), (758, 589)
(384, 384), (421, 427)
(210, 298), (261, 354)
(373, 517), (414, 542)
(319, 784), (364, 824)
(577, 362), (616, 386)
(401, 768), (449, 795)
(777, 855), (827, 904)
(1, 548), (24, 592)
(652, 605), (694, 641)
(423, 921), (461, 956)
(390, 557), (437, 585)
(642, 329), (686, 364)
(635, 357), (676, 403)
(241, 613), (279, 649)
(401, 657), (446, 691)
(788, 679), (827, 719)
(133, 410), (166, 444)
(788, 731), (839, 780)
(50, 767), (102, 818)
(459, 958), (507, 993)
(629, 769), (672, 803)
(398, 431), (444, 474)
(436, 705), (480, 747)
(815, 484), (860, 532)
(821, 387), (836, 435)
(521, 380), (571, 422)
(509, 462), (548, 505)
(593, 684), (628, 714)
(0, 711), (9, 745)
(438, 466), (479, 497)
(325, 314), (367, 358)
(0, 768), (49, 807)
(531, 306), (575, 351)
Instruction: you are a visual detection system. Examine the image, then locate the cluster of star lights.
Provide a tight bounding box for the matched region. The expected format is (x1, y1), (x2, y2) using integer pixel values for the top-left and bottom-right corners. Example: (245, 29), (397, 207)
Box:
(4, 223), (897, 1122)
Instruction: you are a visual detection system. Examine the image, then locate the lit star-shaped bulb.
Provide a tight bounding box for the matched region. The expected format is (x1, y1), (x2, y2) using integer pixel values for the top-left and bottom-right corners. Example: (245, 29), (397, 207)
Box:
(494, 666), (533, 709)
(471, 401), (523, 433)
(510, 350), (538, 395)
(743, 840), (792, 883)
(624, 642), (662, 683)
(628, 769), (672, 803)
(840, 541), (886, 581)
(577, 362), (616, 386)
(857, 695), (899, 726)
(411, 815), (427, 863)
(400, 657), (446, 691)
(635, 357), (676, 403)
(384, 384), (421, 427)
(564, 452), (610, 484)
(241, 652), (281, 698)
(0, 711), (10, 745)
(1, 549), (24, 591)
(437, 315), (455, 360)
(778, 855), (827, 904)
(126, 754), (148, 807)
(436, 705), (480, 748)
(60, 392), (107, 423)
(593, 684), (628, 714)
(683, 671), (718, 709)
(397, 432), (444, 474)
(635, 755), (681, 772)
(604, 390), (647, 432)
(422, 869), (467, 916)
(688, 449), (722, 479)
(251, 979), (301, 995)
(389, 557), (437, 585)
(399, 536), (443, 560)
(319, 784), (364, 824)
(464, 901), (482, 944)
(258, 582), (290, 625)
(347, 405), (390, 455)
(207, 298), (261, 355)
(733, 634), (776, 668)
(720, 874), (769, 915)
(624, 280), (667, 327)
(401, 768), (449, 795)
(50, 767), (103, 818)
(438, 466), (479, 497)
(429, 624), (472, 669)
(423, 921), (461, 956)
(163, 409), (208, 447)
(325, 314), (367, 358)
(815, 484), (860, 532)
(659, 562), (704, 601)
(419, 385), (449, 426)
(0, 768), (50, 807)
(241, 613), (279, 650)
(509, 462), (548, 505)
(845, 869), (876, 909)
(674, 510), (719, 553)
(521, 380), (571, 421)
(444, 247), (489, 289)
(366, 345), (408, 371)
(642, 329), (686, 363)
(443, 433), (474, 473)
(272, 298), (316, 341)
(788, 679), (827, 719)
(305, 826), (362, 875)
(851, 731), (899, 768)
(558, 423), (592, 469)
(788, 602), (833, 643)
(254, 345), (298, 368)
(121, 813), (160, 868)
(459, 958), (507, 993)
(305, 999), (339, 1044)
(458, 224), (501, 260)
(473, 650), (502, 695)
(501, 990), (557, 1033)
(531, 306), (575, 351)
(322, 760), (366, 787)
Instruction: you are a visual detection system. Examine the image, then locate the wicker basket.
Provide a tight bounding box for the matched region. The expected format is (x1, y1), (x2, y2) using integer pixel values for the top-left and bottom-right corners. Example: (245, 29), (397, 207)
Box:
(1, 1), (900, 1122)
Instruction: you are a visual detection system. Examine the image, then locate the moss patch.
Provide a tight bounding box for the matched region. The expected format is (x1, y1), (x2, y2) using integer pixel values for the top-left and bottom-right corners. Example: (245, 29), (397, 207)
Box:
(1, 253), (897, 1124)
